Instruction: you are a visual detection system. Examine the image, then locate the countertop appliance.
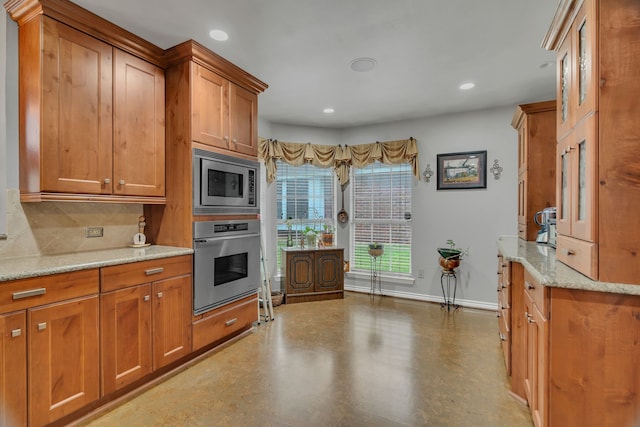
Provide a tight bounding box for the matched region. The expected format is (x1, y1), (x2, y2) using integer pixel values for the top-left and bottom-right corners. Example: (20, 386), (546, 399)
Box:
(534, 207), (556, 244)
(193, 148), (259, 215)
(193, 220), (260, 315)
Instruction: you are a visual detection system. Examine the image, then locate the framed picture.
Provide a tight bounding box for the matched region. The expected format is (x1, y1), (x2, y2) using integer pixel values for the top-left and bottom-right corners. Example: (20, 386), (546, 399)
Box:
(437, 150), (487, 190)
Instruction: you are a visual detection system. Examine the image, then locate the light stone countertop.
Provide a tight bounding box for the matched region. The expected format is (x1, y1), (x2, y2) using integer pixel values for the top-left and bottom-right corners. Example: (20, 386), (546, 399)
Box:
(0, 245), (194, 283)
(497, 236), (640, 296)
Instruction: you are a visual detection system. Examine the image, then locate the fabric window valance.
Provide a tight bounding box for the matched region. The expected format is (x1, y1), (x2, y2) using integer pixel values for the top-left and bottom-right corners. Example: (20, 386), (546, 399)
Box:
(258, 137), (419, 185)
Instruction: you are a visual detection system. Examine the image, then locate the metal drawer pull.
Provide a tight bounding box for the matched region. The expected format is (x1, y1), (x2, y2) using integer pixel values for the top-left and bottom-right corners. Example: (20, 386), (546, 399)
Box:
(525, 282), (534, 290)
(11, 329), (22, 338)
(144, 295), (150, 302)
(225, 318), (238, 327)
(37, 322), (47, 331)
(563, 249), (576, 256)
(12, 288), (46, 300)
(145, 267), (164, 276)
(496, 312), (501, 318)
(157, 292), (163, 299)
(499, 332), (507, 341)
(527, 316), (536, 324)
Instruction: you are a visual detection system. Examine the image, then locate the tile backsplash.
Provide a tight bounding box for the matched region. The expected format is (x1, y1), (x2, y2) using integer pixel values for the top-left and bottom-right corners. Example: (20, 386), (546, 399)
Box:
(0, 189), (142, 258)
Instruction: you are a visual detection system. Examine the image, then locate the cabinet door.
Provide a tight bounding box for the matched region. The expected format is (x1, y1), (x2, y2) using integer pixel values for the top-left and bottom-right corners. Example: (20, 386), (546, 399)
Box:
(191, 63), (230, 149)
(0, 311), (27, 427)
(517, 123), (528, 174)
(286, 252), (315, 294)
(569, 115), (597, 242)
(113, 49), (165, 197)
(517, 174), (527, 238)
(41, 17), (113, 194)
(101, 284), (152, 395)
(530, 302), (548, 427)
(556, 31), (573, 141)
(523, 294), (535, 405)
(152, 274), (192, 369)
(315, 250), (343, 292)
(572, 0), (596, 125)
(229, 84), (258, 157)
(556, 135), (572, 237)
(28, 296), (99, 427)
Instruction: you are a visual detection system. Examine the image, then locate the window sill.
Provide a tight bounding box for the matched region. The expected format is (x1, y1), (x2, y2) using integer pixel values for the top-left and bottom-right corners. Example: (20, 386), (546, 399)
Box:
(346, 270), (415, 286)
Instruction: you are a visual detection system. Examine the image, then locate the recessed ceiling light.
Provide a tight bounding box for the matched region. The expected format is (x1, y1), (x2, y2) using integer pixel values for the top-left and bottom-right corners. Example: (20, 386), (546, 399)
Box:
(209, 29), (229, 41)
(459, 82), (475, 90)
(323, 108), (335, 114)
(350, 57), (376, 72)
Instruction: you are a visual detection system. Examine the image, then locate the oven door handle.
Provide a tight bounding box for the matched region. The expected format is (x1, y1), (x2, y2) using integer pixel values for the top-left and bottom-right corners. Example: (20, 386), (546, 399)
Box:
(194, 233), (260, 247)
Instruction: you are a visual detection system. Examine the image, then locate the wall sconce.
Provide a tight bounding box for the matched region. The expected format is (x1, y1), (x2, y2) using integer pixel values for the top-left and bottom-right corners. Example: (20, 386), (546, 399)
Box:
(423, 164), (433, 182)
(490, 159), (503, 180)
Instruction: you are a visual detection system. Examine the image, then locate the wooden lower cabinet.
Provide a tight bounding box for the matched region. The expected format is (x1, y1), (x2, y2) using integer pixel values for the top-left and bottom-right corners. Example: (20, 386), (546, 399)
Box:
(283, 248), (344, 304)
(192, 293), (258, 351)
(101, 257), (192, 394)
(29, 296), (100, 427)
(0, 311), (27, 427)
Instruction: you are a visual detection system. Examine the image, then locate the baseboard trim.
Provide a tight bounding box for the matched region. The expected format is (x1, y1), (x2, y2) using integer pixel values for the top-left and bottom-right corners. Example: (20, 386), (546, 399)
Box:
(343, 284), (499, 311)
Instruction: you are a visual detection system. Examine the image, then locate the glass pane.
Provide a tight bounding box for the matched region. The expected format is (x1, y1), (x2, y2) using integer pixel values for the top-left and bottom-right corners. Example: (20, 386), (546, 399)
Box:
(578, 20), (587, 105)
(578, 141), (586, 221)
(351, 162), (412, 274)
(561, 153), (569, 220)
(561, 53), (569, 123)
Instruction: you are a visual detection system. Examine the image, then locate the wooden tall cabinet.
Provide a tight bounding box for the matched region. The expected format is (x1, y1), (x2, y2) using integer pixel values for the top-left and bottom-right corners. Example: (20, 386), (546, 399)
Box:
(511, 101), (556, 241)
(283, 248), (344, 304)
(543, 0), (640, 283)
(145, 40), (267, 248)
(6, 0), (166, 204)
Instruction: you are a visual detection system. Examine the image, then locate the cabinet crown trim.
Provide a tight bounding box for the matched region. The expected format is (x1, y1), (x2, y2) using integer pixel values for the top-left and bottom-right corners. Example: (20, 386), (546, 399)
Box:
(542, 0), (583, 50)
(164, 39), (268, 94)
(5, 0), (165, 66)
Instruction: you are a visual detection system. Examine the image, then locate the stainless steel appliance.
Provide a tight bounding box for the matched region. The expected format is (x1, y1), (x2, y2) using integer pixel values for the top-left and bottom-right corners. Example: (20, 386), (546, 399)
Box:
(534, 207), (556, 244)
(193, 220), (260, 315)
(193, 148), (259, 215)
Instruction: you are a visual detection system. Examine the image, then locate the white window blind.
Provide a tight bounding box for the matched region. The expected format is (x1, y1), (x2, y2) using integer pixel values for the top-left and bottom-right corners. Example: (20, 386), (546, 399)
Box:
(351, 162), (412, 274)
(276, 161), (335, 268)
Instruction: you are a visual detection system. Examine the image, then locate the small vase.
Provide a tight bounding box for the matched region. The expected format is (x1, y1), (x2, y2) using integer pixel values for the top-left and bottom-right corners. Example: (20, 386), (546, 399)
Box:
(286, 230), (293, 247)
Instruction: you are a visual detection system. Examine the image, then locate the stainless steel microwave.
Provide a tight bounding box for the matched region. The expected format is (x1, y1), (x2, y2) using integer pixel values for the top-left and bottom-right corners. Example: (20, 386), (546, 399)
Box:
(193, 148), (259, 215)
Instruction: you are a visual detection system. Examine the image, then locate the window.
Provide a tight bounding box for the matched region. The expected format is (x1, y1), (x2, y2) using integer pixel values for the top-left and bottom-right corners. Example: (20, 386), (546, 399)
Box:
(351, 162), (412, 274)
(275, 161), (335, 268)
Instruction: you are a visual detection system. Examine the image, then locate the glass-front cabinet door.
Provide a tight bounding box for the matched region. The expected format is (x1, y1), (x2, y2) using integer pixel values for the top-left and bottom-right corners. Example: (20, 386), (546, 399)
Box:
(570, 115), (597, 242)
(573, 0), (597, 124)
(556, 32), (573, 141)
(556, 136), (572, 237)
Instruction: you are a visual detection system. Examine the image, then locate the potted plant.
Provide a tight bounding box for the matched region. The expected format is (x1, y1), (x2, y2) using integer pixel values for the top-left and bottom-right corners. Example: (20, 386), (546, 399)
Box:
(321, 224), (334, 246)
(437, 239), (468, 271)
(304, 226), (317, 247)
(368, 242), (384, 257)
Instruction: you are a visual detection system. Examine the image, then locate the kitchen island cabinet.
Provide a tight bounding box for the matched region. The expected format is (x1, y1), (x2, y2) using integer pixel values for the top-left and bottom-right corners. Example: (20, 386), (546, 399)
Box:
(282, 247), (344, 304)
(497, 236), (640, 427)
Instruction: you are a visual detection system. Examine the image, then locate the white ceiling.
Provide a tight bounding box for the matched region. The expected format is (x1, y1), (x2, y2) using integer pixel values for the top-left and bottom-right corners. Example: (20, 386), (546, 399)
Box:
(73, 0), (559, 129)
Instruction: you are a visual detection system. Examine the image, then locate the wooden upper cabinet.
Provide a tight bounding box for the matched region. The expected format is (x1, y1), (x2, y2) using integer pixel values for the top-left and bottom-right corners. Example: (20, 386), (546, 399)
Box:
(8, 2), (166, 203)
(191, 63), (229, 148)
(34, 17), (114, 195)
(113, 50), (165, 197)
(191, 62), (259, 157)
(229, 84), (258, 157)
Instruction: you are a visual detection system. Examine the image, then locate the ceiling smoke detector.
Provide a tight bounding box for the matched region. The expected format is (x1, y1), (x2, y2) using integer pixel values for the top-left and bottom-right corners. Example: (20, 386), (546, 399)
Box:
(350, 57), (376, 72)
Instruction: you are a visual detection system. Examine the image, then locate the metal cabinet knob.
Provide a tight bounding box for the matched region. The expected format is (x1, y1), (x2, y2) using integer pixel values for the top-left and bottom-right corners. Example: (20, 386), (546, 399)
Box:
(37, 322), (47, 331)
(104, 178), (111, 184)
(119, 179), (126, 185)
(157, 292), (163, 299)
(144, 295), (150, 302)
(11, 329), (22, 338)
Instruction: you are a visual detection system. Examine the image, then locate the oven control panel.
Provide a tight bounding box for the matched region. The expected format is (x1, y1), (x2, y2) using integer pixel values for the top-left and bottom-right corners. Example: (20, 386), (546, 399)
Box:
(193, 220), (260, 240)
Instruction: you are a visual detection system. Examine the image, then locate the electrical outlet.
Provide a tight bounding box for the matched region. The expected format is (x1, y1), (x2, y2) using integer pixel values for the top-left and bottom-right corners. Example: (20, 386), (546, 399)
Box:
(417, 269), (425, 278)
(86, 226), (103, 238)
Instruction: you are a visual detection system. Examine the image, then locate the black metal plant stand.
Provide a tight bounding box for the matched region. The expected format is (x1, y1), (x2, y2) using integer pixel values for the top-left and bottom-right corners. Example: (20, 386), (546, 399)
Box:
(369, 254), (383, 296)
(440, 268), (459, 311)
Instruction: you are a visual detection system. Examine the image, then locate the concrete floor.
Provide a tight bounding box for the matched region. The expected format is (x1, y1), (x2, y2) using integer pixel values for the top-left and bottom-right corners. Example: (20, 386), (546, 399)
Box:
(82, 292), (532, 427)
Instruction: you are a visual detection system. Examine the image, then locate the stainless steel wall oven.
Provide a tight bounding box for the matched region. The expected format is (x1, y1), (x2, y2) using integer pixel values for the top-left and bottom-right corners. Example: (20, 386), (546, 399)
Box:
(193, 220), (260, 315)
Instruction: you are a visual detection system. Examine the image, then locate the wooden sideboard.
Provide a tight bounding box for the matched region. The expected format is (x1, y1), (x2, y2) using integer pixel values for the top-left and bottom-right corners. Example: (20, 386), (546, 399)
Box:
(282, 248), (344, 304)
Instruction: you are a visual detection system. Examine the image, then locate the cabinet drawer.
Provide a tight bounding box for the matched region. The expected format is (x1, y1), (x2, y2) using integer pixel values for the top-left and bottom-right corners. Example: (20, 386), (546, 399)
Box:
(0, 269), (99, 313)
(101, 255), (192, 292)
(192, 293), (257, 351)
(555, 235), (598, 280)
(498, 286), (510, 311)
(524, 269), (549, 317)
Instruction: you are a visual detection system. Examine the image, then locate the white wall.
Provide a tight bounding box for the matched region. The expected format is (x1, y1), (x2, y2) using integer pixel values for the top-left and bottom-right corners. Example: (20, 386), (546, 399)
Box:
(2, 11), (18, 237)
(260, 106), (518, 307)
